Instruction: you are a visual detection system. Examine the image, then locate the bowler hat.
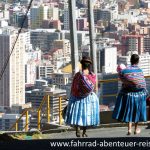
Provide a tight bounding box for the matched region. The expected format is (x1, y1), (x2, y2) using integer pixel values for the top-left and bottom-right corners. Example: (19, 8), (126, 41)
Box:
(80, 56), (92, 64)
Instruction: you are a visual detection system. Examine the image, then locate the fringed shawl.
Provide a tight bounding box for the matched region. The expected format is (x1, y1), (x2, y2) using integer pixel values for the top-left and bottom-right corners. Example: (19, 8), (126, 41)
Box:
(71, 71), (96, 97)
(119, 65), (146, 91)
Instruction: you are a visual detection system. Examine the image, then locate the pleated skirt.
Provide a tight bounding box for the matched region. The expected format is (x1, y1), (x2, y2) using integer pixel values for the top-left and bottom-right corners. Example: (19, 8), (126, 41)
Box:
(112, 89), (147, 123)
(65, 92), (100, 126)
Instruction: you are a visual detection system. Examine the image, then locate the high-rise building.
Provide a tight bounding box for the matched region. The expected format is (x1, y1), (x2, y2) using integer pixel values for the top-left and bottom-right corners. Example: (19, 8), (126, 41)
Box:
(63, 9), (69, 30)
(63, 7), (80, 30)
(25, 49), (41, 84)
(12, 12), (28, 28)
(19, 0), (31, 5)
(50, 72), (71, 89)
(97, 47), (117, 73)
(0, 20), (8, 27)
(144, 36), (150, 54)
(76, 18), (87, 31)
(30, 5), (49, 29)
(121, 35), (144, 55)
(30, 29), (60, 52)
(79, 0), (87, 6)
(53, 39), (71, 57)
(36, 65), (54, 79)
(25, 62), (37, 84)
(48, 7), (59, 20)
(0, 27), (26, 108)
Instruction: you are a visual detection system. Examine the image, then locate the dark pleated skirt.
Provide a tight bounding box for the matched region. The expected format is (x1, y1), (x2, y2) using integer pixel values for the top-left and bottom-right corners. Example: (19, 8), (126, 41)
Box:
(112, 89), (147, 123)
(65, 92), (100, 126)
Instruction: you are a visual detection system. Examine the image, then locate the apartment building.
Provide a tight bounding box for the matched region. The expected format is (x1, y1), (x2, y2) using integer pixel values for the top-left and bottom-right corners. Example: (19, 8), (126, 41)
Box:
(0, 27), (27, 107)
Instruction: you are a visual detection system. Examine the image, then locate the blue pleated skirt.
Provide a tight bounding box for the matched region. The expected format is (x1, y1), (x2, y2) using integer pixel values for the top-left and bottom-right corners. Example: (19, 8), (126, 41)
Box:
(112, 89), (147, 123)
(65, 92), (100, 126)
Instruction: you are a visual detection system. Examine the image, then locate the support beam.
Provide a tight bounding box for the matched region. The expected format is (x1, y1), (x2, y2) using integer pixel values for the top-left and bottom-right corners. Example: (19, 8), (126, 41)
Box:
(87, 0), (98, 92)
(87, 0), (97, 74)
(59, 97), (62, 125)
(37, 110), (41, 130)
(47, 95), (50, 123)
(68, 0), (79, 75)
(25, 111), (29, 132)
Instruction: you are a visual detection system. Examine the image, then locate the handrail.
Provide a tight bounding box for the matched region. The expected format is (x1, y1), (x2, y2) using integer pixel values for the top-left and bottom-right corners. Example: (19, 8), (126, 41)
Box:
(47, 95), (50, 123)
(102, 94), (118, 98)
(59, 96), (62, 125)
(37, 94), (66, 129)
(37, 95), (47, 112)
(145, 75), (150, 79)
(99, 75), (150, 83)
(9, 95), (50, 132)
(37, 95), (50, 130)
(9, 108), (32, 132)
(99, 75), (150, 98)
(9, 94), (65, 132)
(8, 75), (150, 132)
(99, 78), (119, 83)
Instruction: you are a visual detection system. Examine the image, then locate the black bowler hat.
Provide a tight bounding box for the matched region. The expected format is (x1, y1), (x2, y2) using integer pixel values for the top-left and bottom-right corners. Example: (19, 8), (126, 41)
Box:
(80, 56), (92, 64)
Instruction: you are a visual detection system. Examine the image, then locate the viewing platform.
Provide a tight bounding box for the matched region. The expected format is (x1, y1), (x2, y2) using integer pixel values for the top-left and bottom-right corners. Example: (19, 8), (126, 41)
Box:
(0, 123), (150, 141)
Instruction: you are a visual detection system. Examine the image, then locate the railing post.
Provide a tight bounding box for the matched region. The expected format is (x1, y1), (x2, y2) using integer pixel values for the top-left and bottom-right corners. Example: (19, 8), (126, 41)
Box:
(25, 110), (29, 132)
(47, 95), (50, 123)
(37, 110), (41, 130)
(15, 122), (18, 131)
(59, 96), (62, 125)
(100, 82), (103, 105)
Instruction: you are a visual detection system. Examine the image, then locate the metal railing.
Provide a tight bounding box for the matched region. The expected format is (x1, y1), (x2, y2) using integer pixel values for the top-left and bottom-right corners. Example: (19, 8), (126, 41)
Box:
(99, 75), (150, 99)
(9, 94), (67, 131)
(9, 75), (150, 132)
(59, 96), (62, 125)
(37, 95), (50, 130)
(9, 108), (31, 132)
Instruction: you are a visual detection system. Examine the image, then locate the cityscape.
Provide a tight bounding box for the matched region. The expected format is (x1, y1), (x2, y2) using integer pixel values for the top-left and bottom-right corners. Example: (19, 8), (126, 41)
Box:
(0, 0), (150, 131)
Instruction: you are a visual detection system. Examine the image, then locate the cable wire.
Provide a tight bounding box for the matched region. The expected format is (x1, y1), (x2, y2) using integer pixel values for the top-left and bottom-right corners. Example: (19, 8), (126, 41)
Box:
(0, 0), (33, 80)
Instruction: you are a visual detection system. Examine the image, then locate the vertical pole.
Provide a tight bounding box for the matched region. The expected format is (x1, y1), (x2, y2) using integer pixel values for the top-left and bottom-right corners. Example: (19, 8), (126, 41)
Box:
(100, 82), (103, 105)
(15, 122), (18, 131)
(25, 110), (29, 132)
(68, 0), (79, 76)
(59, 97), (62, 125)
(37, 110), (41, 130)
(88, 0), (98, 93)
(47, 95), (50, 123)
(148, 106), (150, 121)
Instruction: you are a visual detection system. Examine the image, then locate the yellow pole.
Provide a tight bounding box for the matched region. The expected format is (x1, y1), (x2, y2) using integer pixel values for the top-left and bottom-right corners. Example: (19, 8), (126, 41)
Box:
(37, 110), (41, 130)
(47, 95), (50, 123)
(25, 110), (29, 132)
(59, 97), (62, 125)
(15, 122), (18, 131)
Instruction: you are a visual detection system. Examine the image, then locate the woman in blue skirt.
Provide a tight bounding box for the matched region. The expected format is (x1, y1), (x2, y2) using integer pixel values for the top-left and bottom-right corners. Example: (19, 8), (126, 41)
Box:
(113, 54), (147, 135)
(65, 56), (100, 137)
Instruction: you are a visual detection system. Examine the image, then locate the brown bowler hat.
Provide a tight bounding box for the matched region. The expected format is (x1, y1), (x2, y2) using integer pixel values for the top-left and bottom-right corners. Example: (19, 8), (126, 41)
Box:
(80, 56), (92, 64)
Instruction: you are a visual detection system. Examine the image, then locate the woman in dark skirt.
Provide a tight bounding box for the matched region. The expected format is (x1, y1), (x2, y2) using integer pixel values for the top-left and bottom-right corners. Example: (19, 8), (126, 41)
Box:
(113, 54), (147, 135)
(65, 56), (100, 137)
